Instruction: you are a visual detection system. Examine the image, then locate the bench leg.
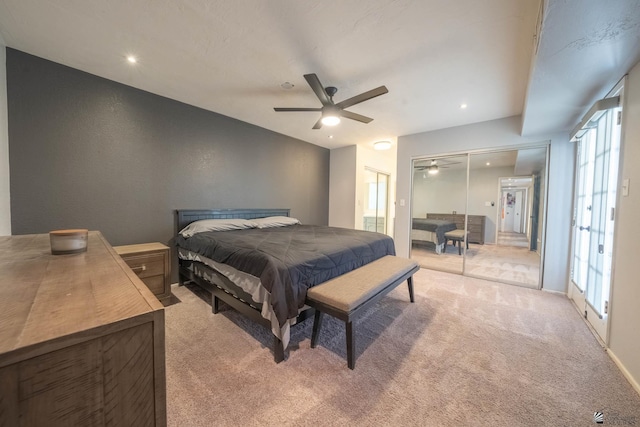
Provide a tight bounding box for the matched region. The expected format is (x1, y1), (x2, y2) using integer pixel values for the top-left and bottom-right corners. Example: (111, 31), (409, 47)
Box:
(407, 276), (415, 303)
(311, 309), (323, 348)
(346, 320), (355, 370)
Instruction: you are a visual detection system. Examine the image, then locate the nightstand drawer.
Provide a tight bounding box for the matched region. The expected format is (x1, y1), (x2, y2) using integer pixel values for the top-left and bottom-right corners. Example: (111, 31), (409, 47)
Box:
(141, 275), (166, 295)
(123, 253), (164, 279)
(115, 242), (171, 304)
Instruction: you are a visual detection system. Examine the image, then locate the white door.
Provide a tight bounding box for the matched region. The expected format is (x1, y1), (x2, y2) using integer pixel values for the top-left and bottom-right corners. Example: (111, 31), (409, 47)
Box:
(504, 192), (515, 231)
(568, 96), (622, 343)
(514, 190), (523, 233)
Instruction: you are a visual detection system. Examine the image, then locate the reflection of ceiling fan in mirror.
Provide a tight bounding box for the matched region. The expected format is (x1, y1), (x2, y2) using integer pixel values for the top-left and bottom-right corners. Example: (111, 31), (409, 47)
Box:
(414, 159), (461, 175)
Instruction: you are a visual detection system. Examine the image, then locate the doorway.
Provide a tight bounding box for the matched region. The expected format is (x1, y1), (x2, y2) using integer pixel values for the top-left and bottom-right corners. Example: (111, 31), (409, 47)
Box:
(498, 178), (532, 249)
(363, 168), (389, 235)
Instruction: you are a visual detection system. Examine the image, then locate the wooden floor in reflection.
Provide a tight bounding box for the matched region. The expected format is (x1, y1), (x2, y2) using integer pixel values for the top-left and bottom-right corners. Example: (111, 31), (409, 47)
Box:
(411, 240), (540, 287)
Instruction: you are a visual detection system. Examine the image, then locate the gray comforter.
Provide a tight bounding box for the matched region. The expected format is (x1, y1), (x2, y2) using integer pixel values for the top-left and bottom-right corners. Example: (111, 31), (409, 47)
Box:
(176, 224), (395, 327)
(412, 218), (457, 244)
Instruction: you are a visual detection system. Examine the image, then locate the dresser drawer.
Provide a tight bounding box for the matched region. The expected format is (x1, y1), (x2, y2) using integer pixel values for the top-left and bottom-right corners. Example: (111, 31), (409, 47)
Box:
(123, 253), (165, 279)
(467, 216), (484, 225)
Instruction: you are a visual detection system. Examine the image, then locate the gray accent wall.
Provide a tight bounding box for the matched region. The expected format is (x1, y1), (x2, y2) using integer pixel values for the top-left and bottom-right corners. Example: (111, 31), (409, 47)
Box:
(7, 49), (329, 248)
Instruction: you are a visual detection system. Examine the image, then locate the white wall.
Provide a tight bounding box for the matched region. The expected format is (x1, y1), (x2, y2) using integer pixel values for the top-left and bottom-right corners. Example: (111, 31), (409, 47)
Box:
(329, 145), (357, 229)
(608, 61), (640, 393)
(396, 116), (573, 293)
(412, 167), (467, 216)
(0, 41), (10, 236)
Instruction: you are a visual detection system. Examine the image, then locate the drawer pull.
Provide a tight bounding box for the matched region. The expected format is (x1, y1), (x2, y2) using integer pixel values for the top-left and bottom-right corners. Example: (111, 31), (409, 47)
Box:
(131, 265), (147, 272)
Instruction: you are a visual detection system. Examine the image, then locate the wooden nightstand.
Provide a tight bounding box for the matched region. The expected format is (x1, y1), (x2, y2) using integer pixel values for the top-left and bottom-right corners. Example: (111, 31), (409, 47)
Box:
(115, 242), (171, 304)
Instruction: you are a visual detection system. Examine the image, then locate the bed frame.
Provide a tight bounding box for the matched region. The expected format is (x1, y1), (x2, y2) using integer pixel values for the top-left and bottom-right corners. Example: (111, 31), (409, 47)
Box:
(176, 208), (313, 363)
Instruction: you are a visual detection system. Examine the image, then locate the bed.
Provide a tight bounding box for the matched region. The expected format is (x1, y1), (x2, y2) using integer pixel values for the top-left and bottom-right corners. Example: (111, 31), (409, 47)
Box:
(411, 218), (457, 254)
(175, 208), (396, 362)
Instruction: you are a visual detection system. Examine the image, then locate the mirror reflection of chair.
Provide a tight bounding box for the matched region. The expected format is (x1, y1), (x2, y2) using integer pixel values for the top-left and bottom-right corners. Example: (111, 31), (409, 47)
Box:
(444, 229), (469, 255)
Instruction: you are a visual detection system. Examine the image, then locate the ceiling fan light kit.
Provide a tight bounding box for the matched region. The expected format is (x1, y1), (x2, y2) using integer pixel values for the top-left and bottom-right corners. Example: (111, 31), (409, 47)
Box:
(321, 115), (341, 126)
(274, 73), (388, 129)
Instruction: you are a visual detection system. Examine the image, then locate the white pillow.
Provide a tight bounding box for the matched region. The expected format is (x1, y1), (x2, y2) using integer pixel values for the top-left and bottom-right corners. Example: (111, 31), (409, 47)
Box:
(253, 216), (301, 229)
(179, 218), (257, 237)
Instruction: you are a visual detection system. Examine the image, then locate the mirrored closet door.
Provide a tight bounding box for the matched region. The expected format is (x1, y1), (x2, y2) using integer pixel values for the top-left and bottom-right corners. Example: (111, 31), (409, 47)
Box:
(410, 146), (548, 288)
(410, 154), (469, 274)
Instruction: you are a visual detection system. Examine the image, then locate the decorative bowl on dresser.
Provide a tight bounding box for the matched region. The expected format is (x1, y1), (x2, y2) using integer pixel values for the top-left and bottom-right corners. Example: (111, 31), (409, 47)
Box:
(0, 231), (166, 426)
(114, 242), (171, 305)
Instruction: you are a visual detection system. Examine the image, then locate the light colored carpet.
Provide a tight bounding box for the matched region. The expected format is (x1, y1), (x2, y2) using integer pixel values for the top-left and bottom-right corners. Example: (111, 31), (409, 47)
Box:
(165, 269), (640, 426)
(497, 231), (530, 248)
(464, 244), (540, 287)
(411, 242), (540, 287)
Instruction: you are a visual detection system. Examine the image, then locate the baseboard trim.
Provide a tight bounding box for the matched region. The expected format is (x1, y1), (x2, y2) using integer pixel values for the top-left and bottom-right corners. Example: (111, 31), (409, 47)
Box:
(607, 349), (640, 397)
(541, 288), (566, 296)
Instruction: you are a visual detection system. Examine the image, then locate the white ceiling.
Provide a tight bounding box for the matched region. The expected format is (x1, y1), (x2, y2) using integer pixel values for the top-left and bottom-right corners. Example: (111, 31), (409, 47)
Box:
(0, 1), (638, 150)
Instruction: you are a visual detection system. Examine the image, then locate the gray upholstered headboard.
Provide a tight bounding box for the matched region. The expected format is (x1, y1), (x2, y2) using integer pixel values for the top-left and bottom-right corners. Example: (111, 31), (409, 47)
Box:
(175, 208), (290, 233)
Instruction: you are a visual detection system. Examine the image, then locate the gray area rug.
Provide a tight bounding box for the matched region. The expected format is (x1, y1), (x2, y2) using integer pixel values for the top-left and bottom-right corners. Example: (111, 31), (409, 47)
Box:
(165, 268), (640, 426)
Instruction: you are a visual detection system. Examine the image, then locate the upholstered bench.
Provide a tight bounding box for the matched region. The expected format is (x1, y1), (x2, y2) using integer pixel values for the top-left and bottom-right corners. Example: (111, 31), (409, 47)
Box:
(305, 255), (420, 369)
(444, 229), (469, 255)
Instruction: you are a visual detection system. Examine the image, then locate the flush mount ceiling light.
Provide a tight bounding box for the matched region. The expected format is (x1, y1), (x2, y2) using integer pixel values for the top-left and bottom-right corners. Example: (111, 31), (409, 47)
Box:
(280, 82), (294, 90)
(374, 140), (392, 150)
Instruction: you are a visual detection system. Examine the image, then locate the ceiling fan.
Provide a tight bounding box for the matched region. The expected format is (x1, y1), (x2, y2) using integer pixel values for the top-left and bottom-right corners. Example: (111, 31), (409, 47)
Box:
(414, 159), (461, 174)
(274, 73), (388, 129)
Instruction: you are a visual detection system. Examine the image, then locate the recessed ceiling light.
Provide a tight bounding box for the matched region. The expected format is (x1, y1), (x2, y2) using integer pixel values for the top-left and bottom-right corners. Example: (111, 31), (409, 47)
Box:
(486, 162), (491, 166)
(328, 135), (334, 139)
(281, 82), (294, 90)
(127, 55), (137, 64)
(460, 103), (468, 109)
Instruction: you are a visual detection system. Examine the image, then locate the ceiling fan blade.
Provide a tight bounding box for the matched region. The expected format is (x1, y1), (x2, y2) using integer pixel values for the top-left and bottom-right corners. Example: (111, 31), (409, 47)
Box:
(341, 110), (373, 124)
(304, 74), (333, 106)
(336, 86), (388, 109)
(312, 117), (323, 130)
(274, 107), (322, 112)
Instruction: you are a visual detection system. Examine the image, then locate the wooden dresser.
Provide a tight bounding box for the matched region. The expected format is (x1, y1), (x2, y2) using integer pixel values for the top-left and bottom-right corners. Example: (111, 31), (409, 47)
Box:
(0, 232), (166, 426)
(115, 243), (171, 305)
(426, 213), (486, 244)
